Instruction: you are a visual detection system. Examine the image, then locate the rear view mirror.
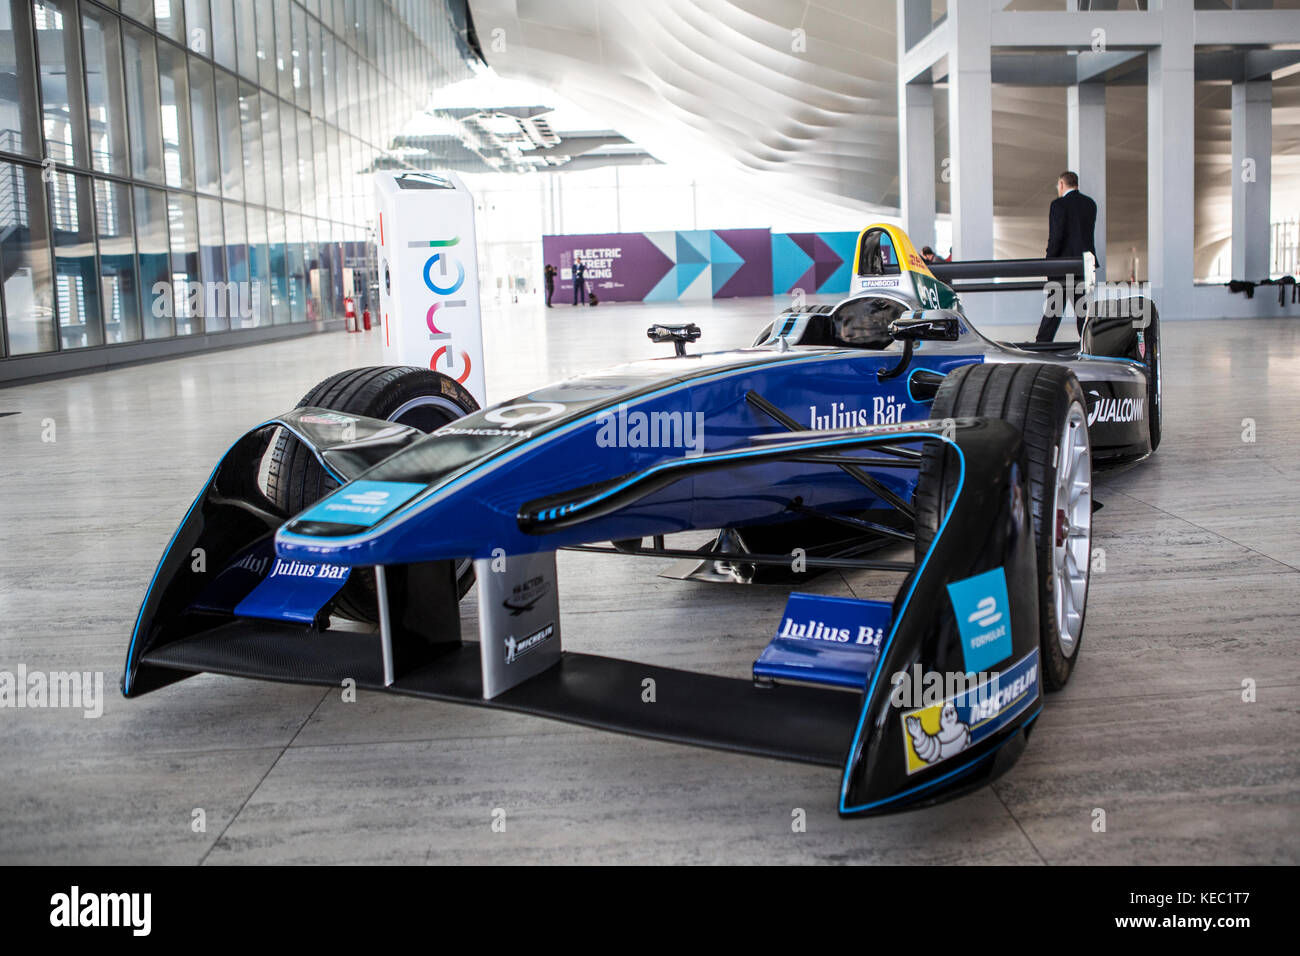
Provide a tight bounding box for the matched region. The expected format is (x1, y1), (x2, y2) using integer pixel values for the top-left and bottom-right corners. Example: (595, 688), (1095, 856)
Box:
(890, 310), (964, 342)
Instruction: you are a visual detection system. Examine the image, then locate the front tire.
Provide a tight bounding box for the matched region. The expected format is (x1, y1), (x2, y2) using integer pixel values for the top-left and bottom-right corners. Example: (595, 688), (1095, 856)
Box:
(916, 362), (1093, 690)
(266, 366), (479, 624)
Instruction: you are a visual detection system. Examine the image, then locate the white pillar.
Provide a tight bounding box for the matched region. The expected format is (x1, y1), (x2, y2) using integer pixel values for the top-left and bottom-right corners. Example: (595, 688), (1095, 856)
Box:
(946, 0), (994, 260)
(1231, 79), (1272, 279)
(897, 0), (937, 250)
(899, 83), (936, 251)
(1146, 0), (1195, 318)
(1068, 83), (1107, 279)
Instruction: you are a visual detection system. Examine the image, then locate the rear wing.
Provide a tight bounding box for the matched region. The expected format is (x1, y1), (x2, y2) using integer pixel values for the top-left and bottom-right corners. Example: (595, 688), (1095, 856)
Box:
(929, 253), (1096, 294)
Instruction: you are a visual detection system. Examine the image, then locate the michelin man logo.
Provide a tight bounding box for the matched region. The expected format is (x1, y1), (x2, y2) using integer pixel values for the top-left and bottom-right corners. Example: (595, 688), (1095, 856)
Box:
(905, 702), (971, 767)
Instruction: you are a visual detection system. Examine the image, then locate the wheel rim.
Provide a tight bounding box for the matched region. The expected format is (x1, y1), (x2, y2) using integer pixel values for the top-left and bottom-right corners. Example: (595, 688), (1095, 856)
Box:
(387, 394), (468, 432)
(386, 395), (474, 582)
(1051, 402), (1092, 657)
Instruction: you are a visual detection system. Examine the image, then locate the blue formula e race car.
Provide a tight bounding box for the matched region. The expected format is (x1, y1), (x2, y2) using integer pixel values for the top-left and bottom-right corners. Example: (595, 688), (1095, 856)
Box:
(124, 224), (1160, 816)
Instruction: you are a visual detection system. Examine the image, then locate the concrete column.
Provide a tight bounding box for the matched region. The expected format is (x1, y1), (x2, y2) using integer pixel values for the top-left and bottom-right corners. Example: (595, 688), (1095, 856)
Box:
(899, 82), (936, 251)
(897, 0), (937, 250)
(1146, 0), (1195, 319)
(1230, 79), (1272, 280)
(1068, 83), (1107, 279)
(946, 0), (995, 260)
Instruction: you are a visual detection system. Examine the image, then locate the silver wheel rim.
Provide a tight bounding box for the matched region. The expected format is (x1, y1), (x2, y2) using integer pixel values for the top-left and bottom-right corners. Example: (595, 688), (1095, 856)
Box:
(1051, 403), (1092, 657)
(387, 394), (467, 429)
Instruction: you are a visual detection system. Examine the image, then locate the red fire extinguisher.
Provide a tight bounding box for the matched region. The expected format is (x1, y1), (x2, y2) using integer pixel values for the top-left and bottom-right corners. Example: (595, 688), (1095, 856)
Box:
(344, 296), (357, 332)
(362, 307), (372, 331)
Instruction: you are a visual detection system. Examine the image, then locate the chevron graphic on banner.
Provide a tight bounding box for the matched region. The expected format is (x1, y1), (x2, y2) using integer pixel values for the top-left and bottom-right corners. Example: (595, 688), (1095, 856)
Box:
(772, 231), (859, 295)
(772, 233), (814, 294)
(542, 228), (770, 302)
(676, 230), (710, 296)
(710, 232), (743, 294)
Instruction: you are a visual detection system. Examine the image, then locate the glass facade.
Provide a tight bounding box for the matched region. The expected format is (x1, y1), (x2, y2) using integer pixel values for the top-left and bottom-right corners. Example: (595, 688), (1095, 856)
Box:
(1, 0), (473, 362)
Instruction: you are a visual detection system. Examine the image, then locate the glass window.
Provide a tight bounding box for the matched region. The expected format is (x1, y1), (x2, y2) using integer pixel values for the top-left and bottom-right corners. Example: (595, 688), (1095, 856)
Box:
(233, 0), (256, 81)
(319, 23), (333, 123)
(94, 178), (140, 344)
(122, 25), (164, 184)
(154, 0), (184, 43)
(81, 6), (129, 176)
(331, 34), (345, 127)
(167, 193), (200, 334)
(211, 0), (235, 69)
(119, 0), (154, 29)
(1, 0), (43, 158)
(244, 204), (270, 327)
(311, 118), (329, 221)
(266, 210), (288, 324)
(134, 185), (172, 338)
(306, 9), (321, 117)
(34, 0), (89, 167)
(214, 68), (242, 199)
(221, 199), (247, 329)
(188, 58), (220, 195)
(291, 4), (309, 110)
(302, 215), (320, 322)
(274, 1), (292, 99)
(0, 160), (57, 353)
(286, 213), (305, 322)
(345, 42), (358, 133)
(157, 41), (195, 190)
(184, 0), (210, 56)
(238, 83), (263, 206)
(296, 109), (314, 214)
(280, 102), (299, 213)
(260, 94), (282, 210)
(50, 170), (102, 349)
(197, 196), (227, 331)
(255, 0), (275, 91)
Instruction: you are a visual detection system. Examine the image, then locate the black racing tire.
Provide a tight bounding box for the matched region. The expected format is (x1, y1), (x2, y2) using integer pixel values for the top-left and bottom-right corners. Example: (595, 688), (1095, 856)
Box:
(266, 366), (479, 624)
(1086, 295), (1161, 452)
(1136, 298), (1161, 452)
(915, 362), (1092, 690)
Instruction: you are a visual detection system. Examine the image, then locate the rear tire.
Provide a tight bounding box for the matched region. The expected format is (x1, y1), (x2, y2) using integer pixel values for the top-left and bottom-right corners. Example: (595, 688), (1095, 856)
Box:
(915, 363), (1092, 690)
(266, 366), (479, 624)
(1085, 295), (1161, 452)
(1137, 299), (1161, 452)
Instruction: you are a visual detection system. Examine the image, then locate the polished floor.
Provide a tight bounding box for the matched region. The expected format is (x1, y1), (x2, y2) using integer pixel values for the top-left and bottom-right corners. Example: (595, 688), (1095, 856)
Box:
(1, 296), (1297, 864)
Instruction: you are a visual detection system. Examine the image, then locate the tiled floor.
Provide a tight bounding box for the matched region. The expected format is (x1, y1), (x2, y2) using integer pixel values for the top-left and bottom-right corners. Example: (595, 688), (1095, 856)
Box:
(1, 296), (1297, 864)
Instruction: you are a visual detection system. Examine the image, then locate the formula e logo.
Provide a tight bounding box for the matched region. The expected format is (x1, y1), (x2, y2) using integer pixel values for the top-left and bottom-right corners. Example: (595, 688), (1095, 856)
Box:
(343, 490), (390, 506)
(1087, 390), (1145, 426)
(967, 596), (1002, 629)
(484, 402), (566, 427)
(947, 567), (1013, 672)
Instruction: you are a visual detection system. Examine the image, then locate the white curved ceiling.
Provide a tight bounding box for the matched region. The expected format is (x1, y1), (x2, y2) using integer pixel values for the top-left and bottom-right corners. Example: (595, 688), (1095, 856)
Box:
(467, 0), (901, 211)
(468, 0), (1300, 277)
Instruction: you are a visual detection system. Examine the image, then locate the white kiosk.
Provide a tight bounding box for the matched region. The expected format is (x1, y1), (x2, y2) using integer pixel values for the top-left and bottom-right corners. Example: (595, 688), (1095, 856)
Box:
(373, 171), (487, 406)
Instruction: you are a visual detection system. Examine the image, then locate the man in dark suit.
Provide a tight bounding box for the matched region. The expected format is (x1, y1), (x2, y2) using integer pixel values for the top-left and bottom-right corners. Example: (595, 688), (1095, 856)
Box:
(572, 259), (586, 306)
(1035, 171), (1098, 342)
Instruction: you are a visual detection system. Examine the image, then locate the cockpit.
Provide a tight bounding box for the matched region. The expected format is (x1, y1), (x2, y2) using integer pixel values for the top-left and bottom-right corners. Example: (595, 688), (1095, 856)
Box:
(857, 228), (901, 277)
